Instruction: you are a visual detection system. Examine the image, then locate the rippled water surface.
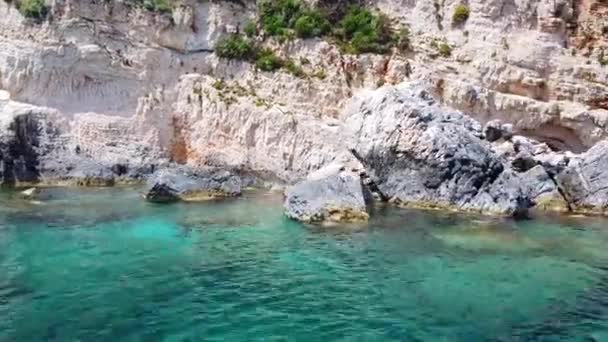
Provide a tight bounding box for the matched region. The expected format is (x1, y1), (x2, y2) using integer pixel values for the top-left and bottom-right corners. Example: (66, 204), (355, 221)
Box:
(1, 188), (608, 341)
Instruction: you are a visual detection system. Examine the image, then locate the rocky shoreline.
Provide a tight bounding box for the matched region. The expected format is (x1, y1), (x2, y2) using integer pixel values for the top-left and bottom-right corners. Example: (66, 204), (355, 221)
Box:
(288, 83), (608, 223)
(4, 82), (608, 224)
(1, 0), (607, 224)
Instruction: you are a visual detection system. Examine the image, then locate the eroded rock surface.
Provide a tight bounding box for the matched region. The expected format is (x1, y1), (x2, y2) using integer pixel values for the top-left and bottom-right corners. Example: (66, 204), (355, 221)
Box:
(0, 94), (157, 186)
(0, 0), (606, 185)
(555, 141), (608, 215)
(344, 83), (572, 216)
(1, 0), (608, 218)
(143, 166), (241, 202)
(284, 173), (370, 223)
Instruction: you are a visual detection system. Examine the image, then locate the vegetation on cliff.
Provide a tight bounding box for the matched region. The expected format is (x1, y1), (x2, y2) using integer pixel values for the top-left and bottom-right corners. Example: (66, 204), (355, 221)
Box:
(258, 0), (330, 39)
(214, 34), (307, 76)
(17, 0), (47, 20)
(15, 0), (172, 20)
(452, 4), (470, 25)
(215, 34), (255, 60)
(214, 0), (412, 76)
(140, 0), (172, 13)
(335, 6), (394, 54)
(255, 48), (283, 71)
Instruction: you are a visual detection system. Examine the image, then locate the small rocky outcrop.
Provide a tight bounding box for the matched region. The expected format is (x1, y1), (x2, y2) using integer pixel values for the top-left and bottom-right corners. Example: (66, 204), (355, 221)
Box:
(40, 155), (117, 187)
(0, 100), (53, 185)
(0, 97), (157, 187)
(555, 141), (608, 215)
(284, 173), (370, 223)
(143, 166), (242, 203)
(19, 187), (39, 199)
(483, 120), (513, 142)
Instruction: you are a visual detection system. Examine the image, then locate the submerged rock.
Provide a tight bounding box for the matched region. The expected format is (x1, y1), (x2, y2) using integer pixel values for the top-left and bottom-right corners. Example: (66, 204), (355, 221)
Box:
(42, 156), (117, 187)
(284, 174), (370, 223)
(19, 187), (39, 199)
(143, 167), (242, 203)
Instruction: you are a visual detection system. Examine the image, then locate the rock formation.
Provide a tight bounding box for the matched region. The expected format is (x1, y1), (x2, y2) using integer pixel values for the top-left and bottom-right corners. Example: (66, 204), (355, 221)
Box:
(556, 141), (608, 215)
(341, 83), (574, 217)
(284, 173), (370, 223)
(143, 166), (242, 202)
(0, 0), (607, 222)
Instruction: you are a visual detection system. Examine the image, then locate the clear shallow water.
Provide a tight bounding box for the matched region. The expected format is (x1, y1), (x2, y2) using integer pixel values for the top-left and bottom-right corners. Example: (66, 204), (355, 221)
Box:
(1, 188), (608, 341)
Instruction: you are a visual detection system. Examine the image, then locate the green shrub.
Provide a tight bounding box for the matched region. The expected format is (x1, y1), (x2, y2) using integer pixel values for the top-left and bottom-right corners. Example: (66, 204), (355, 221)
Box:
(350, 31), (385, 54)
(452, 4), (470, 25)
(258, 0), (331, 41)
(339, 6), (373, 38)
(311, 69), (326, 80)
(283, 58), (305, 77)
(337, 6), (394, 54)
(255, 48), (283, 71)
(143, 0), (172, 13)
(259, 0), (302, 37)
(244, 21), (258, 37)
(212, 79), (226, 90)
(437, 41), (452, 57)
(294, 10), (330, 38)
(18, 0), (47, 19)
(277, 29), (296, 43)
(215, 34), (255, 60)
(261, 12), (287, 36)
(395, 27), (411, 51)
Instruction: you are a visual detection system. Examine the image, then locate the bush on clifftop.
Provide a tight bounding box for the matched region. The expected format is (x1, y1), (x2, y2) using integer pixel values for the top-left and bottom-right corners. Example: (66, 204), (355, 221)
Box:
(214, 1), (410, 75)
(336, 6), (394, 54)
(294, 10), (330, 38)
(143, 0), (172, 13)
(258, 0), (330, 39)
(259, 0), (302, 36)
(255, 48), (283, 71)
(452, 4), (470, 25)
(394, 27), (411, 51)
(244, 21), (258, 37)
(215, 34), (255, 60)
(18, 0), (47, 20)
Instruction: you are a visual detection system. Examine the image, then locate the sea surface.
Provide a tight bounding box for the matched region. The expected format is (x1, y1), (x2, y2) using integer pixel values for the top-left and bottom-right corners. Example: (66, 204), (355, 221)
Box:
(0, 187), (607, 341)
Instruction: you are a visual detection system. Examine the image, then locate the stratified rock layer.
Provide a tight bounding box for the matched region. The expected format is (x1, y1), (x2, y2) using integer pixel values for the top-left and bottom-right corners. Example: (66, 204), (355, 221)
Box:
(0, 0), (606, 183)
(0, 95), (158, 186)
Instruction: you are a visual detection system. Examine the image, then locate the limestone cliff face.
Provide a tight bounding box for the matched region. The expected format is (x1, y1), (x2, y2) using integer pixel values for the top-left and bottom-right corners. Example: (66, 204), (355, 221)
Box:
(0, 0), (606, 183)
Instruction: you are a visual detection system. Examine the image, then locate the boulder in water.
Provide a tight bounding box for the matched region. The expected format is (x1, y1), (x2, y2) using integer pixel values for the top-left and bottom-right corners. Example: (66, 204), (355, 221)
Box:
(284, 174), (370, 223)
(143, 166), (242, 203)
(344, 83), (535, 216)
(342, 83), (593, 216)
(19, 187), (39, 199)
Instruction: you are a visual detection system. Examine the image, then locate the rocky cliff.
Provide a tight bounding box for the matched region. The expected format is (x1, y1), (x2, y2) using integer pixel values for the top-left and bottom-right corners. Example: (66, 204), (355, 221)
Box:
(1, 0), (607, 217)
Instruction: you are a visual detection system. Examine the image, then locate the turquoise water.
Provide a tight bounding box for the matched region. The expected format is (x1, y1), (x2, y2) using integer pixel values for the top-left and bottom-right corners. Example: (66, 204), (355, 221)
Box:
(1, 188), (608, 341)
